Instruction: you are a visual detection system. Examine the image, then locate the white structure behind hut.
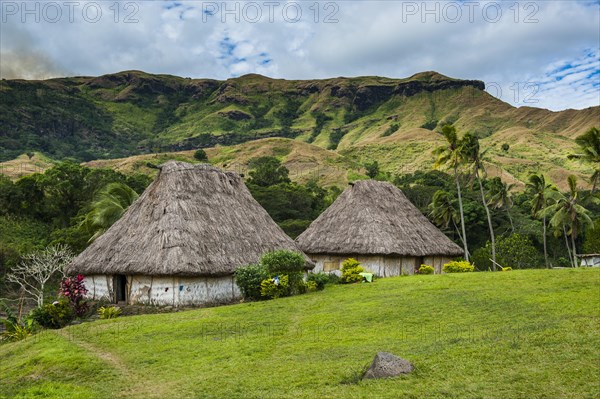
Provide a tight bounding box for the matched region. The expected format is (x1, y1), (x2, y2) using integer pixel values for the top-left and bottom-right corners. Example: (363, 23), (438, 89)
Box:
(296, 180), (463, 275)
(578, 254), (600, 267)
(67, 162), (310, 306)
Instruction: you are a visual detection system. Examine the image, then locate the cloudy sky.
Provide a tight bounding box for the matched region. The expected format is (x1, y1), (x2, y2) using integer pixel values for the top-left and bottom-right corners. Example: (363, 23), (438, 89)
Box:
(1, 0), (598, 111)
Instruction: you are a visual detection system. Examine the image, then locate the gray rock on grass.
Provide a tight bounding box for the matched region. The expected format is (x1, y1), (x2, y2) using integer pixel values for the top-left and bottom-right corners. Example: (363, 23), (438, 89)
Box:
(363, 352), (414, 379)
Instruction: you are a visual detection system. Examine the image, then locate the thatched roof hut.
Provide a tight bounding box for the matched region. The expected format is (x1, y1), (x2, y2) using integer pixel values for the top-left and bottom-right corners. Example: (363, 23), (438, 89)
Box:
(68, 161), (310, 305)
(296, 180), (463, 275)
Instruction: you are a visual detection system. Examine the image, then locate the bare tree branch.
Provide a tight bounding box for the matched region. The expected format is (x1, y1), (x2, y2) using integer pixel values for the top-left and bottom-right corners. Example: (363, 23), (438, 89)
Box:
(5, 245), (75, 307)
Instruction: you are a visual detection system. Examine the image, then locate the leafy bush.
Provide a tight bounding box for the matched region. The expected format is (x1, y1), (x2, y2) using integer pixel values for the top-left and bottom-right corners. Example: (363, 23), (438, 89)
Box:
(98, 306), (122, 319)
(501, 267), (513, 271)
(327, 273), (341, 285)
(1, 318), (35, 342)
(261, 250), (305, 274)
(30, 299), (74, 329)
(193, 149), (208, 161)
(418, 265), (434, 275)
(307, 272), (329, 291)
(1, 301), (36, 342)
(442, 261), (475, 273)
(471, 234), (542, 270)
(260, 275), (289, 299)
(260, 250), (306, 295)
(341, 258), (365, 283)
(306, 281), (318, 292)
(234, 263), (269, 301)
(60, 274), (89, 317)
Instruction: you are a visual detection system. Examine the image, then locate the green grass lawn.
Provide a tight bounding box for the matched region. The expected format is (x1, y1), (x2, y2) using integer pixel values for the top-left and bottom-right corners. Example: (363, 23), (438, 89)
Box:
(1, 269), (599, 399)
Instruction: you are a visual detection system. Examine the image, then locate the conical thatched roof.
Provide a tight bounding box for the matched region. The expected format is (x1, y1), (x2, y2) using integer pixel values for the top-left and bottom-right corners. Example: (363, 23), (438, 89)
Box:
(67, 161), (311, 277)
(296, 180), (463, 257)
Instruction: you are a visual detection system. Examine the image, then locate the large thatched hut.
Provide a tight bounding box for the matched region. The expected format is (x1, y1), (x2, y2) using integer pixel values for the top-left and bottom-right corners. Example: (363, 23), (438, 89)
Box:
(67, 161), (310, 306)
(296, 180), (463, 276)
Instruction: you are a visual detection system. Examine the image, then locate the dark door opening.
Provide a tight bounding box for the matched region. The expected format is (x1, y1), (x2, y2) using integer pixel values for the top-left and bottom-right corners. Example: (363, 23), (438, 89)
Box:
(114, 275), (127, 303)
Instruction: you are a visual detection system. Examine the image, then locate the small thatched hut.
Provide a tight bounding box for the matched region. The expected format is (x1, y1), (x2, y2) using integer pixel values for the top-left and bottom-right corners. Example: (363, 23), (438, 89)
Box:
(67, 161), (310, 306)
(296, 180), (463, 276)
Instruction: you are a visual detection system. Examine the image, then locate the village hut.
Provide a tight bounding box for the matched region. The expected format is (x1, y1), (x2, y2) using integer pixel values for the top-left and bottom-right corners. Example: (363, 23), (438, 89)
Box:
(296, 180), (463, 276)
(67, 161), (311, 306)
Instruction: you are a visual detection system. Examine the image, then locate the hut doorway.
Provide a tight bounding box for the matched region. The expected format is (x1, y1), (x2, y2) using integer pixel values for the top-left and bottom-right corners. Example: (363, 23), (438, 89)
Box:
(114, 275), (127, 303)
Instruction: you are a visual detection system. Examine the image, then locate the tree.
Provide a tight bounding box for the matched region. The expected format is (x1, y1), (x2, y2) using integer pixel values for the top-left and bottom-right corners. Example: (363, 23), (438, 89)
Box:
(568, 127), (600, 194)
(501, 143), (510, 153)
(462, 132), (497, 269)
(433, 125), (469, 260)
(472, 234), (542, 270)
(365, 161), (380, 179)
(80, 182), (139, 242)
(194, 149), (208, 162)
(526, 173), (557, 268)
(542, 175), (593, 267)
(6, 245), (74, 307)
(247, 157), (291, 187)
(429, 190), (466, 251)
(488, 177), (515, 232)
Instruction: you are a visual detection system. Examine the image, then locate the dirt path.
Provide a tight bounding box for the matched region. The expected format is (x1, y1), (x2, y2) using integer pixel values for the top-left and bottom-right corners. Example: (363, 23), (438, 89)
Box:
(53, 328), (175, 398)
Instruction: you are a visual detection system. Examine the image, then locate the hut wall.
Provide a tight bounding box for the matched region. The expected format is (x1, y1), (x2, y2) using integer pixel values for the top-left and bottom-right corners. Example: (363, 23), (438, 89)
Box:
(308, 254), (419, 276)
(307, 254), (456, 276)
(86, 275), (113, 302)
(84, 274), (241, 306)
(423, 256), (455, 274)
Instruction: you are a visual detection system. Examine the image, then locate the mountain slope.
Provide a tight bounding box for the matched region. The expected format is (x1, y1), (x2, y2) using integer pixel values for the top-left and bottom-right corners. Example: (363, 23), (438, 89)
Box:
(1, 71), (597, 189)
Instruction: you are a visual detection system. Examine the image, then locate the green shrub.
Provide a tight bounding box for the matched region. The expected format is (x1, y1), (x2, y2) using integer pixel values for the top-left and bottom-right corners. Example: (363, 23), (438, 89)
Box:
(260, 250), (305, 274)
(1, 301), (36, 342)
(30, 299), (74, 329)
(418, 265), (434, 274)
(442, 261), (475, 273)
(341, 258), (365, 283)
(260, 275), (289, 299)
(98, 306), (122, 319)
(306, 281), (318, 292)
(471, 234), (542, 270)
(260, 250), (306, 294)
(234, 263), (269, 301)
(193, 149), (208, 161)
(501, 267), (513, 271)
(307, 272), (329, 290)
(327, 273), (341, 285)
(1, 318), (35, 342)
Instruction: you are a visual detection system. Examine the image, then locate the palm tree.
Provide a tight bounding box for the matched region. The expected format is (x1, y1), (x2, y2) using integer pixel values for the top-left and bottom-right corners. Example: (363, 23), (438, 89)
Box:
(429, 190), (468, 253)
(488, 177), (515, 232)
(80, 183), (139, 242)
(569, 127), (600, 194)
(433, 125), (469, 260)
(542, 175), (593, 267)
(526, 173), (558, 268)
(461, 132), (497, 269)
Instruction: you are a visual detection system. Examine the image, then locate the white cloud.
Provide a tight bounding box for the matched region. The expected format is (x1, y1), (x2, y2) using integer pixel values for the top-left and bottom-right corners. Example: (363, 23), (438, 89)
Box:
(0, 0), (598, 110)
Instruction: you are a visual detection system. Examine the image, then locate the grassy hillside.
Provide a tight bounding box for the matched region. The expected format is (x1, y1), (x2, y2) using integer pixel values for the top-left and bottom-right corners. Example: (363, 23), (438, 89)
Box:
(1, 269), (599, 399)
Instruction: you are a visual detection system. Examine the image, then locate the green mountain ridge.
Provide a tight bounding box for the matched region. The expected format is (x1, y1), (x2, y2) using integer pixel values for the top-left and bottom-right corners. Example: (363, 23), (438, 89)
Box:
(1, 70), (597, 189)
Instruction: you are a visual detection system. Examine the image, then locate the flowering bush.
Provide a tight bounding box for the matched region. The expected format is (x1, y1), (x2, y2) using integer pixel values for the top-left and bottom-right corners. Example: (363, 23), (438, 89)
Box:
(60, 275), (89, 317)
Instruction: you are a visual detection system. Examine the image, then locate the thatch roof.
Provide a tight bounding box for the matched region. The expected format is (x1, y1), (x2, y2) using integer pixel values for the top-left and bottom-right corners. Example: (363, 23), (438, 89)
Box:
(296, 180), (463, 257)
(67, 161), (311, 277)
